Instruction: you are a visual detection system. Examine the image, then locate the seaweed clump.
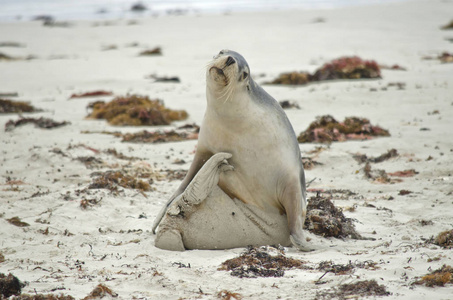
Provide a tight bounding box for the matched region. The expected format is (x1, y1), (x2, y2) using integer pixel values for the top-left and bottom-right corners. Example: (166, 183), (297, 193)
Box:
(88, 170), (152, 192)
(0, 99), (41, 114)
(0, 273), (24, 298)
(312, 56), (381, 81)
(414, 265), (453, 287)
(70, 90), (113, 98)
(269, 56), (380, 85)
(317, 280), (390, 299)
(434, 229), (453, 249)
(86, 95), (187, 126)
(219, 246), (307, 278)
(10, 294), (75, 300)
(305, 194), (362, 239)
(122, 129), (197, 143)
(139, 47), (162, 56)
(82, 284), (118, 300)
(269, 72), (311, 85)
(5, 117), (70, 132)
(297, 115), (390, 143)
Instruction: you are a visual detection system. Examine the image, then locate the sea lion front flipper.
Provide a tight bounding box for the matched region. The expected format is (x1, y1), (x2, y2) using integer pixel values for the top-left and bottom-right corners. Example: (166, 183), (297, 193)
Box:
(152, 147), (214, 234)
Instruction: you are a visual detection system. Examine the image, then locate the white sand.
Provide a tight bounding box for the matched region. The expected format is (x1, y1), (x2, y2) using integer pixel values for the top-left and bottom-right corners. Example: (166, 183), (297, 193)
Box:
(1, 0), (453, 298)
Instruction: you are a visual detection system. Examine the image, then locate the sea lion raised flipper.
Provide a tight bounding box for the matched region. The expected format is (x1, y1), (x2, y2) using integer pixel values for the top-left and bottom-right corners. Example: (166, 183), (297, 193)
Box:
(151, 147), (214, 233)
(155, 153), (233, 251)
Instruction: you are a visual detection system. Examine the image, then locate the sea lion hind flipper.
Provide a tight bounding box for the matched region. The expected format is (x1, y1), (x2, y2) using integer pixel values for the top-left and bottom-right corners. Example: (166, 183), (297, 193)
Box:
(151, 149), (216, 233)
(152, 152), (232, 234)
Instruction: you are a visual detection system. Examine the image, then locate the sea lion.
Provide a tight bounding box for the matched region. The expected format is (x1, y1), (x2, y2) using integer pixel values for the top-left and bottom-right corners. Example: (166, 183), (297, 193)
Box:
(153, 50), (311, 251)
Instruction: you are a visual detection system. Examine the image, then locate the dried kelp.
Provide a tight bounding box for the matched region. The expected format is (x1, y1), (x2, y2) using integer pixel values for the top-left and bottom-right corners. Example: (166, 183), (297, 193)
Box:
(10, 294), (75, 300)
(269, 56), (381, 85)
(86, 95), (187, 126)
(121, 130), (197, 143)
(0, 99), (41, 114)
(433, 229), (453, 249)
(298, 115), (390, 143)
(5, 117), (70, 132)
(352, 149), (398, 164)
(7, 217), (30, 227)
(82, 284), (118, 300)
(70, 90), (113, 98)
(139, 47), (162, 56)
(269, 72), (311, 85)
(88, 170), (152, 192)
(414, 265), (453, 287)
(305, 194), (362, 239)
(219, 246), (307, 278)
(317, 280), (390, 299)
(0, 273), (24, 298)
(279, 100), (300, 109)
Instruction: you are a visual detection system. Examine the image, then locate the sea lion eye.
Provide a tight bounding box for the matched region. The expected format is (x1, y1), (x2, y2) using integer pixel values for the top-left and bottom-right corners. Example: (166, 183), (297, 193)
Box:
(242, 72), (248, 80)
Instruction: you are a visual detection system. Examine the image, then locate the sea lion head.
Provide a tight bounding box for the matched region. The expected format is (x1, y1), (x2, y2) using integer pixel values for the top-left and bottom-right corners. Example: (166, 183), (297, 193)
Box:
(206, 50), (251, 102)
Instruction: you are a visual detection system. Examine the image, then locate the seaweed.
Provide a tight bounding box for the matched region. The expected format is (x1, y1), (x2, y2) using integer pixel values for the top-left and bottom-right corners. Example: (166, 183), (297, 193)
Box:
(317, 280), (390, 299)
(363, 162), (394, 183)
(0, 99), (42, 114)
(312, 56), (381, 81)
(219, 246), (307, 278)
(305, 194), (362, 239)
(0, 52), (14, 60)
(121, 130), (197, 143)
(147, 75), (180, 83)
(387, 169), (418, 177)
(297, 115), (390, 143)
(7, 216), (30, 227)
(441, 19), (453, 30)
(269, 72), (311, 85)
(88, 170), (151, 192)
(10, 294), (75, 300)
(317, 260), (380, 276)
(5, 117), (70, 132)
(86, 95), (187, 126)
(279, 100), (300, 109)
(352, 149), (398, 164)
(139, 47), (162, 56)
(414, 265), (453, 287)
(82, 284), (118, 300)
(217, 290), (243, 300)
(434, 229), (453, 249)
(69, 90), (113, 98)
(0, 273), (24, 298)
(269, 56), (381, 85)
(0, 253), (4, 263)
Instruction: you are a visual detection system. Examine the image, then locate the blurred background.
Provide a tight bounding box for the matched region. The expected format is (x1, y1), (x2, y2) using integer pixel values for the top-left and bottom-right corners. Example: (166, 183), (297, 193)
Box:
(0, 0), (406, 22)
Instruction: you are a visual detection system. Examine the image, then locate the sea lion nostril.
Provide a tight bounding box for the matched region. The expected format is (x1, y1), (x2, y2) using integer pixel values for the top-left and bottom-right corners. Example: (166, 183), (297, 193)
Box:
(225, 56), (235, 67)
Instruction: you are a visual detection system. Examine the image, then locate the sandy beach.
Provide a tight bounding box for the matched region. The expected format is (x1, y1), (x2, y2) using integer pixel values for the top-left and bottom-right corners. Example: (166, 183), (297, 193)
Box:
(1, 0), (453, 299)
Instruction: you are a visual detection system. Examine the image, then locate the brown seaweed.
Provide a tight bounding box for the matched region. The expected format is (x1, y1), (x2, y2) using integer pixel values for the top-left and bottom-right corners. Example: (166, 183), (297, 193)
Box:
(86, 95), (187, 126)
(316, 280), (390, 299)
(5, 117), (70, 132)
(304, 194), (362, 239)
(0, 99), (41, 114)
(69, 90), (113, 98)
(353, 149), (398, 164)
(219, 246), (307, 278)
(88, 170), (152, 192)
(82, 284), (118, 300)
(434, 229), (453, 249)
(139, 47), (162, 56)
(298, 115), (390, 143)
(121, 130), (197, 143)
(414, 265), (453, 287)
(0, 273), (24, 298)
(269, 56), (381, 85)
